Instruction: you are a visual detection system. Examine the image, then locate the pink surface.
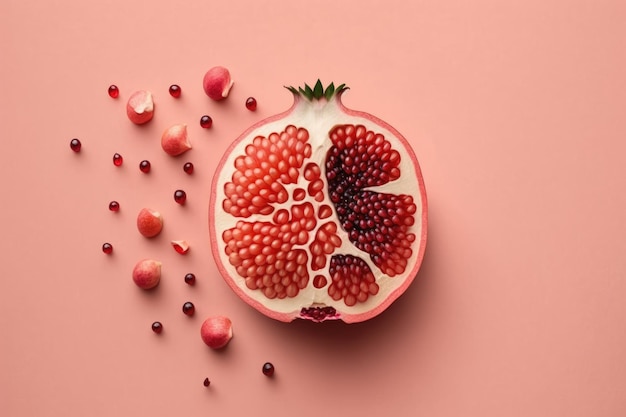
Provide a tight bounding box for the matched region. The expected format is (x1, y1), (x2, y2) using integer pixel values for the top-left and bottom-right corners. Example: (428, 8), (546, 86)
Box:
(1, 1), (625, 416)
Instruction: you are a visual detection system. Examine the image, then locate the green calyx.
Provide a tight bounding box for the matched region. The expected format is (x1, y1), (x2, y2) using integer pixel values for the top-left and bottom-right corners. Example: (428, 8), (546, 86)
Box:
(285, 80), (347, 101)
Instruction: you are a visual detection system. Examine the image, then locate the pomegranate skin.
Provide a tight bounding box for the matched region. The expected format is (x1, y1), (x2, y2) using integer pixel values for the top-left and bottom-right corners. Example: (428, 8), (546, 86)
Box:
(126, 90), (154, 125)
(209, 81), (427, 324)
(203, 66), (233, 101)
(132, 259), (162, 290)
(200, 316), (233, 349)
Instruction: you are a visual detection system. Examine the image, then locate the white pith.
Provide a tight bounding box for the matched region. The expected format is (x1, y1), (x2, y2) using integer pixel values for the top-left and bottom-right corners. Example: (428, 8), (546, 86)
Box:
(211, 95), (425, 318)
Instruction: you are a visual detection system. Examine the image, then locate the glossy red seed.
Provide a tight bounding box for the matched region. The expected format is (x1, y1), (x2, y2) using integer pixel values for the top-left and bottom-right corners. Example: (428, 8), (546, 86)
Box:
(262, 362), (275, 377)
(174, 189), (187, 205)
(182, 302), (195, 316)
(108, 201), (120, 212)
(139, 160), (151, 173)
(203, 378), (210, 387)
(70, 138), (81, 152)
(245, 97), (257, 111)
(183, 162), (194, 175)
(108, 85), (119, 98)
(151, 321), (163, 334)
(184, 273), (196, 285)
(200, 115), (213, 129)
(102, 243), (113, 254)
(113, 153), (123, 166)
(169, 84), (181, 98)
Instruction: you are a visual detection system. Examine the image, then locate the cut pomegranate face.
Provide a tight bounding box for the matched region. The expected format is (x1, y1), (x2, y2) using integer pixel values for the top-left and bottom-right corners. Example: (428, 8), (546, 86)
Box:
(209, 81), (427, 323)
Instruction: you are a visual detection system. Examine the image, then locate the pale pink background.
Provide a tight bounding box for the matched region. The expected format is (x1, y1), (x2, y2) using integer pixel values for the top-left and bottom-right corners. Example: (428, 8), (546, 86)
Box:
(1, 0), (625, 416)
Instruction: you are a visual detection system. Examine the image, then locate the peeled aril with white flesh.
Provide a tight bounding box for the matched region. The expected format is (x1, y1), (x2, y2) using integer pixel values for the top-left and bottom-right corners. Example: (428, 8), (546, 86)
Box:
(209, 81), (427, 323)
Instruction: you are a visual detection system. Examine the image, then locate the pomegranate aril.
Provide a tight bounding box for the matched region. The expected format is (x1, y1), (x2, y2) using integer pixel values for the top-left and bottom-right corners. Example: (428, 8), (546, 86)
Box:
(70, 138), (81, 152)
(200, 115), (213, 129)
(174, 189), (187, 205)
(113, 153), (123, 166)
(182, 302), (195, 316)
(102, 242), (113, 254)
(183, 162), (194, 174)
(245, 97), (257, 111)
(262, 362), (275, 377)
(203, 378), (211, 387)
(108, 201), (120, 212)
(139, 160), (151, 173)
(184, 273), (196, 285)
(151, 321), (163, 334)
(108, 85), (119, 98)
(168, 84), (181, 98)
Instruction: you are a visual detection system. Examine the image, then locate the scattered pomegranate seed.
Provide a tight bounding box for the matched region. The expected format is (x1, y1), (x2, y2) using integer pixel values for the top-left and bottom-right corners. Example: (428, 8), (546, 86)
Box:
(169, 84), (181, 98)
(113, 153), (123, 166)
(262, 362), (275, 377)
(245, 97), (257, 111)
(200, 115), (213, 129)
(139, 160), (151, 173)
(182, 302), (195, 316)
(151, 321), (163, 334)
(108, 201), (120, 212)
(108, 85), (119, 98)
(174, 190), (187, 205)
(102, 243), (113, 254)
(70, 138), (82, 152)
(183, 162), (194, 175)
(203, 378), (210, 387)
(184, 273), (196, 285)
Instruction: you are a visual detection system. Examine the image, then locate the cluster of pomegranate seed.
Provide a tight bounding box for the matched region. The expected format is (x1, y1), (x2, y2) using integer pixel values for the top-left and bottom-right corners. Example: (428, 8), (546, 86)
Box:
(300, 306), (338, 322)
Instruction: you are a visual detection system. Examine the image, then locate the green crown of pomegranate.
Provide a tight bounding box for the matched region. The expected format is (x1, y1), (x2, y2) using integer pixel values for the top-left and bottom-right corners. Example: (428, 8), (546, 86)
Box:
(286, 80), (348, 101)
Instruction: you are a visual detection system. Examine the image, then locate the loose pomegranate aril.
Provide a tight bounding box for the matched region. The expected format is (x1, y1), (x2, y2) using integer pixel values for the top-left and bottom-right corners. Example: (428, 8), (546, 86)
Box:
(184, 273), (196, 285)
(183, 162), (194, 174)
(203, 378), (211, 387)
(151, 321), (163, 334)
(113, 153), (123, 166)
(200, 115), (213, 129)
(139, 160), (151, 173)
(169, 84), (181, 98)
(108, 85), (119, 98)
(174, 189), (187, 205)
(70, 138), (81, 152)
(262, 362), (275, 377)
(182, 302), (195, 316)
(108, 201), (120, 212)
(102, 243), (113, 254)
(245, 97), (257, 111)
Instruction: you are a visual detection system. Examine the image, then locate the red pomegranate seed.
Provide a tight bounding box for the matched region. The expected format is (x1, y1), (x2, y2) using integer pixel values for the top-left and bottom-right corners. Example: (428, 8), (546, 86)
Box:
(113, 153), (123, 166)
(245, 97), (257, 111)
(108, 85), (119, 98)
(169, 84), (181, 98)
(313, 275), (327, 288)
(102, 243), (113, 254)
(70, 138), (81, 152)
(182, 302), (195, 316)
(262, 362), (275, 377)
(151, 321), (163, 334)
(108, 201), (120, 212)
(174, 189), (187, 205)
(139, 160), (151, 173)
(203, 377), (211, 387)
(183, 162), (194, 174)
(200, 115), (213, 129)
(184, 273), (196, 285)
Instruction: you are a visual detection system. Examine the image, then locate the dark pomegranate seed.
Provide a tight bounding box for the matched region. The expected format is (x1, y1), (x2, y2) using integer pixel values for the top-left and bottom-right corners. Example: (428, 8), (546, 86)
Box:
(182, 302), (195, 316)
(183, 162), (194, 175)
(184, 273), (196, 285)
(139, 160), (151, 173)
(169, 84), (181, 98)
(102, 243), (113, 254)
(70, 138), (81, 152)
(245, 97), (257, 111)
(108, 85), (119, 98)
(113, 153), (123, 166)
(151, 321), (163, 334)
(200, 115), (213, 129)
(262, 362), (275, 377)
(203, 377), (211, 387)
(174, 189), (187, 205)
(108, 201), (120, 212)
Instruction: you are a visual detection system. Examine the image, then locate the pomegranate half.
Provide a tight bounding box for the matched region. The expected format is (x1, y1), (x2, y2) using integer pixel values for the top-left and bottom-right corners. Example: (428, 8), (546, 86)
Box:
(209, 81), (427, 323)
